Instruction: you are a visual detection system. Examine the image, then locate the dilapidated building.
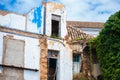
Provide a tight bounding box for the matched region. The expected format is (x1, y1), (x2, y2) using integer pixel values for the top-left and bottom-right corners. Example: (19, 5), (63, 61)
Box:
(0, 1), (104, 80)
(67, 21), (104, 79)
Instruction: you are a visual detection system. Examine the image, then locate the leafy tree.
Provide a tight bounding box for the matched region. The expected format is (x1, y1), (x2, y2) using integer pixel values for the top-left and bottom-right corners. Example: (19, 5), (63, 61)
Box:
(90, 10), (120, 80)
(97, 10), (120, 79)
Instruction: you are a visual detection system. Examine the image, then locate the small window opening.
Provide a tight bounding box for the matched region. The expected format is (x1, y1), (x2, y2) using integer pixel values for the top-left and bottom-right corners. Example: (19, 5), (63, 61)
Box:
(73, 54), (80, 62)
(51, 15), (61, 38)
(52, 20), (59, 38)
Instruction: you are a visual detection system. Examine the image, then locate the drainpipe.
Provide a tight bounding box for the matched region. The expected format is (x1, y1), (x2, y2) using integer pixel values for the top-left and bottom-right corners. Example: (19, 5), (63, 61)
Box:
(42, 1), (46, 35)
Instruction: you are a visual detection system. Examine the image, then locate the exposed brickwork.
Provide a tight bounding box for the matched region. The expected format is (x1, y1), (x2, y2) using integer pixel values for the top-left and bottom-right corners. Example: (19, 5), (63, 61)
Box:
(0, 10), (10, 16)
(39, 36), (48, 80)
(67, 26), (93, 41)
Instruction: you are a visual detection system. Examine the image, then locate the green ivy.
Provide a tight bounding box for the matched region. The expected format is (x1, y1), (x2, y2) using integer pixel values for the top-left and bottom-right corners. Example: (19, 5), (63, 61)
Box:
(89, 10), (120, 80)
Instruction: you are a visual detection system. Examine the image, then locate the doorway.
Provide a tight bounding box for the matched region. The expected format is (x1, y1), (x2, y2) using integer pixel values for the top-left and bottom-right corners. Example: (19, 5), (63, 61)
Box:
(73, 54), (81, 75)
(48, 50), (59, 80)
(48, 58), (57, 80)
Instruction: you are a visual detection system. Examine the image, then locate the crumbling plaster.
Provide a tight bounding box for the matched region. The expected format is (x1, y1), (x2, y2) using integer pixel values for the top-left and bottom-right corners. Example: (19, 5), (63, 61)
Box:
(0, 13), (25, 30)
(0, 31), (40, 80)
(47, 38), (72, 80)
(45, 2), (67, 39)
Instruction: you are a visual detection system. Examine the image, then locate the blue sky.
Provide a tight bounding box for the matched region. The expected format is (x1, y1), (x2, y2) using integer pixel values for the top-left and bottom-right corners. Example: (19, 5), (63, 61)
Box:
(0, 0), (120, 22)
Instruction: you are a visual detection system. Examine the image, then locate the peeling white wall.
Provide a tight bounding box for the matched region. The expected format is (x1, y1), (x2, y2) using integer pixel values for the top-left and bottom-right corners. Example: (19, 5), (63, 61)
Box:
(45, 3), (67, 39)
(0, 6), (44, 34)
(0, 33), (3, 65)
(47, 38), (72, 80)
(0, 2), (72, 80)
(26, 6), (44, 34)
(0, 32), (3, 73)
(0, 13), (26, 30)
(24, 70), (40, 80)
(44, 3), (72, 80)
(0, 31), (40, 80)
(0, 3), (67, 37)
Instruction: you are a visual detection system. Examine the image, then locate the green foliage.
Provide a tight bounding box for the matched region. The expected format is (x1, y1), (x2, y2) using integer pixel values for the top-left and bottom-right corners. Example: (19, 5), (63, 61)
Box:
(89, 10), (120, 80)
(51, 33), (61, 39)
(51, 33), (58, 38)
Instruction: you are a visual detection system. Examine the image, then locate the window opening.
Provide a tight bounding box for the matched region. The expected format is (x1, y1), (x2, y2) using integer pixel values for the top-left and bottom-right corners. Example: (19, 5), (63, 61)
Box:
(48, 50), (59, 80)
(51, 15), (61, 38)
(73, 54), (81, 75)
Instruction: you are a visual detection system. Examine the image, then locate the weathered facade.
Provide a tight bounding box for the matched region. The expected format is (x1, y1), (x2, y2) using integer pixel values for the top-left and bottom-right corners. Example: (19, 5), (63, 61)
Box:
(67, 22), (104, 79)
(0, 2), (72, 80)
(0, 1), (104, 80)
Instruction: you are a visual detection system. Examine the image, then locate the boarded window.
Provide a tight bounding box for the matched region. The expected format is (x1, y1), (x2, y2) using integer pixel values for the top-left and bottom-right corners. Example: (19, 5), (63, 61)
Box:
(73, 54), (81, 75)
(3, 38), (24, 67)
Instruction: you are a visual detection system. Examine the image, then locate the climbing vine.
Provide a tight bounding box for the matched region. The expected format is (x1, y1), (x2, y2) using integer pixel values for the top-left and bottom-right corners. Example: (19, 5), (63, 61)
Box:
(89, 10), (120, 80)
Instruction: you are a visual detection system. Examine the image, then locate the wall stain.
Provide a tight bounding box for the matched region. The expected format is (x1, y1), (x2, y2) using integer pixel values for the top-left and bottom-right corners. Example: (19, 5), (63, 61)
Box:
(32, 6), (42, 28)
(48, 40), (54, 45)
(47, 2), (64, 12)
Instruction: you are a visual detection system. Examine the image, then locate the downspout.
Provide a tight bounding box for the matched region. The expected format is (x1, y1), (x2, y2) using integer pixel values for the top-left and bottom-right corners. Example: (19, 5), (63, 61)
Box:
(43, 1), (46, 35)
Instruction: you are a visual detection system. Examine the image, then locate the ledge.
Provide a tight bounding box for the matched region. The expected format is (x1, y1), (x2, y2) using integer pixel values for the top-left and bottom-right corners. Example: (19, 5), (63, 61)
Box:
(0, 64), (39, 71)
(0, 26), (44, 39)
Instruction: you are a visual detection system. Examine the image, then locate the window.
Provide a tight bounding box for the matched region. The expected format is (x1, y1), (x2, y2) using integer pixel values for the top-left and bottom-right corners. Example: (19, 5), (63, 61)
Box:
(0, 66), (2, 73)
(73, 54), (80, 62)
(73, 54), (81, 75)
(51, 14), (61, 38)
(3, 38), (25, 67)
(2, 37), (25, 80)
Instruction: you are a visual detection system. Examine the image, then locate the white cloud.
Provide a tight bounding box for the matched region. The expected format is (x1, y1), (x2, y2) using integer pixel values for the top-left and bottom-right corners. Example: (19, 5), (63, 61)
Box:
(0, 0), (120, 22)
(60, 0), (120, 22)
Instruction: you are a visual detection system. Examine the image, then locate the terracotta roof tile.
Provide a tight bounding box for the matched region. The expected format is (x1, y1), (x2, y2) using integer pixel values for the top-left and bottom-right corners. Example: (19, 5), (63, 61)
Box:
(67, 26), (93, 42)
(0, 10), (10, 16)
(67, 21), (104, 28)
(0, 10), (25, 16)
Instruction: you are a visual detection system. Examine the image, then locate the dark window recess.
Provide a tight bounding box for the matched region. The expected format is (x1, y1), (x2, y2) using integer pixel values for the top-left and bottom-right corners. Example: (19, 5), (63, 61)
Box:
(48, 50), (59, 80)
(51, 20), (59, 38)
(73, 54), (80, 62)
(48, 58), (57, 80)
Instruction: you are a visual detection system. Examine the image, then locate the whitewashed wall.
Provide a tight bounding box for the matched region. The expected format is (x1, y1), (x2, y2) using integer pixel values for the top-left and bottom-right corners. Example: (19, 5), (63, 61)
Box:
(26, 5), (44, 34)
(0, 13), (26, 30)
(0, 2), (72, 80)
(0, 33), (3, 73)
(0, 5), (44, 34)
(45, 2), (67, 39)
(80, 28), (101, 37)
(45, 3), (72, 80)
(47, 38), (72, 80)
(0, 31), (40, 80)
